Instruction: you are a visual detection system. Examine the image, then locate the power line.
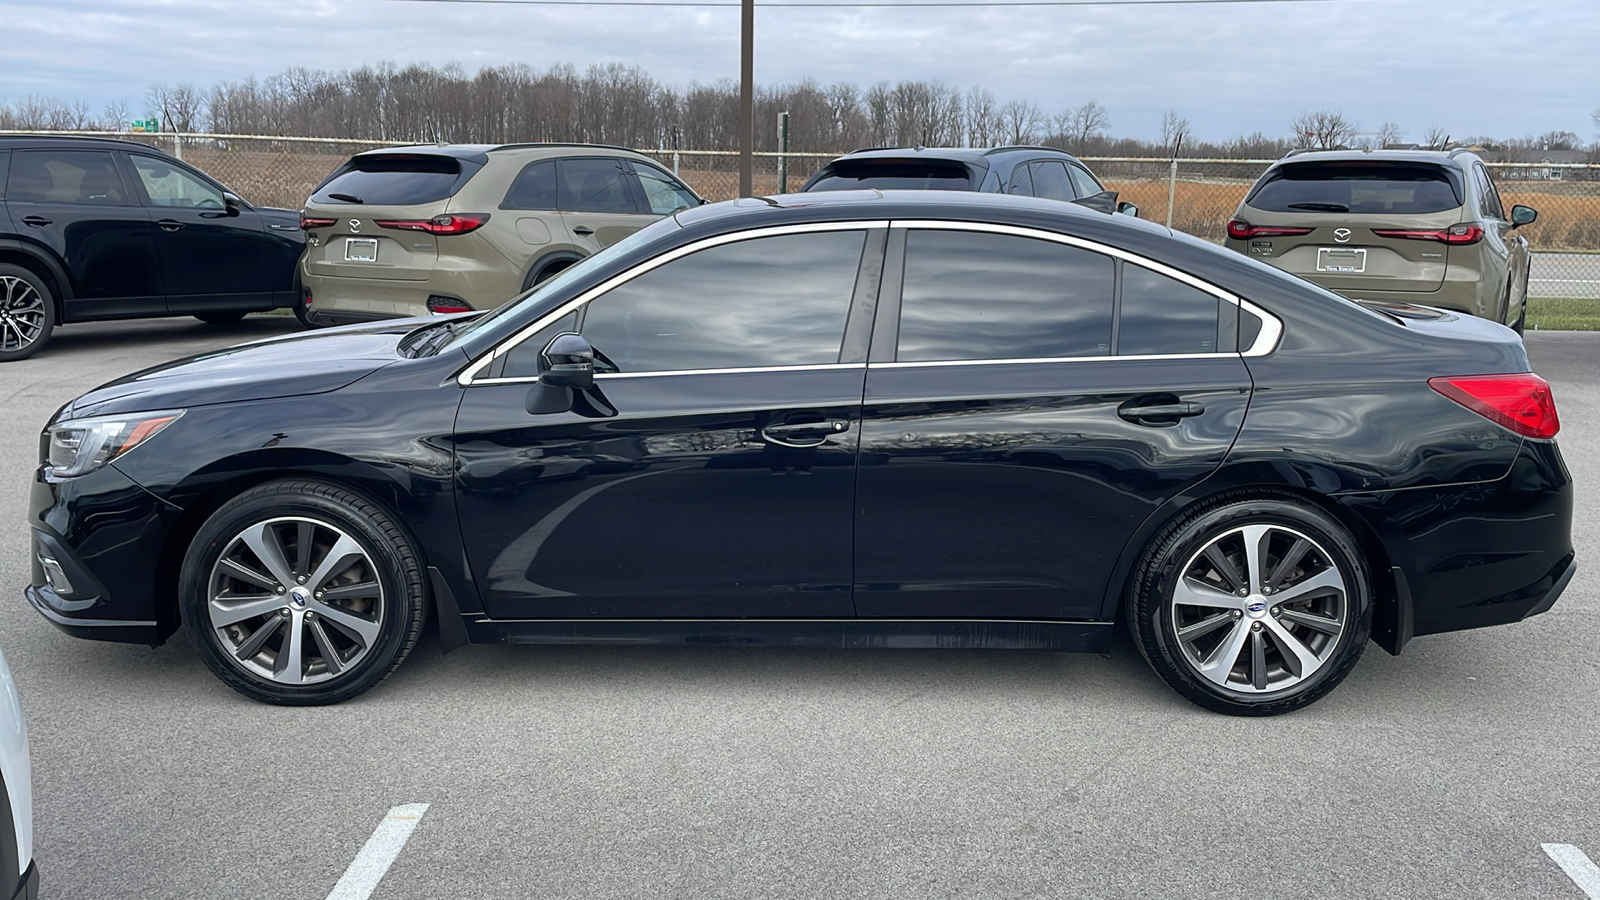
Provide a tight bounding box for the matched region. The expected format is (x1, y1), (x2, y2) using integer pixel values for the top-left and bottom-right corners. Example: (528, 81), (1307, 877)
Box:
(368, 0), (1375, 8)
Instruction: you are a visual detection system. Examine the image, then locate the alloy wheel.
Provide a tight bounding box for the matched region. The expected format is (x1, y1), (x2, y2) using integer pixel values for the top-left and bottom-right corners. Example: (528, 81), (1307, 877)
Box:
(1169, 523), (1348, 694)
(0, 275), (48, 353)
(206, 516), (385, 685)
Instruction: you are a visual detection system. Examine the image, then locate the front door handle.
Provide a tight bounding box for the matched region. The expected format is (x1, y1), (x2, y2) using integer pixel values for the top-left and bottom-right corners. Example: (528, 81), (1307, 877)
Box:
(157, 219), (185, 232)
(20, 216), (51, 227)
(1118, 399), (1205, 426)
(571, 226), (595, 237)
(761, 418), (851, 448)
(268, 223), (299, 231)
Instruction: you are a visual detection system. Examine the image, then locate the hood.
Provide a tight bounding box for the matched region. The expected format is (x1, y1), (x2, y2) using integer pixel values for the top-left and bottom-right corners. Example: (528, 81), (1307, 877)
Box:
(61, 319), (428, 421)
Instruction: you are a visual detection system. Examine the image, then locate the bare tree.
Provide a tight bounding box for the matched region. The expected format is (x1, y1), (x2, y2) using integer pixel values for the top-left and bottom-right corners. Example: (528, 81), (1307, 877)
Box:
(1065, 101), (1110, 146)
(1289, 110), (1358, 149)
(1422, 125), (1451, 150)
(962, 86), (999, 147)
(998, 99), (1040, 146)
(1538, 129), (1580, 150)
(1160, 109), (1190, 154)
(1376, 121), (1404, 148)
(147, 82), (206, 132)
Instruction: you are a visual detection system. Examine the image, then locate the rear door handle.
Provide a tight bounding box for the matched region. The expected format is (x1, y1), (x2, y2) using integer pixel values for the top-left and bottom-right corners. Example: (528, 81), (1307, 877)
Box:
(761, 418), (851, 448)
(571, 226), (595, 237)
(157, 219), (185, 232)
(20, 216), (51, 227)
(1118, 400), (1205, 426)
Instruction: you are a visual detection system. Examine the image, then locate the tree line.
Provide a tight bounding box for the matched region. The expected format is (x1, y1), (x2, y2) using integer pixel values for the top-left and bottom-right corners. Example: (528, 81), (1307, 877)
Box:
(0, 61), (1594, 162)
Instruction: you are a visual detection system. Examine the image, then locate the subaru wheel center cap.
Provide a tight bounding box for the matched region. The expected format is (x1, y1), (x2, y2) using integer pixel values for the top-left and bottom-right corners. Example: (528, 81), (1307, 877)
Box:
(1246, 598), (1268, 618)
(289, 587), (311, 609)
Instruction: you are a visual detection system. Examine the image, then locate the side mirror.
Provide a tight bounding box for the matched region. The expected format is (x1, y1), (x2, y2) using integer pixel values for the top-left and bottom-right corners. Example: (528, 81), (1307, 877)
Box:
(1071, 190), (1119, 215)
(1510, 205), (1538, 228)
(222, 191), (246, 216)
(1117, 201), (1140, 218)
(538, 332), (595, 390)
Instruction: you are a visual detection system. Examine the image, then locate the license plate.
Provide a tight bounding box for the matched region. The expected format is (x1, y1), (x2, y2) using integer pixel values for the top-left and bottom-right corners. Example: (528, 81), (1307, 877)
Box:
(1316, 247), (1366, 273)
(344, 238), (378, 262)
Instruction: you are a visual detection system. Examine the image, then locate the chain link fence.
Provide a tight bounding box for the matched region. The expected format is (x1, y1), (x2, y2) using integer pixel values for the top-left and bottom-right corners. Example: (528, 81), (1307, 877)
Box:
(6, 132), (1597, 300)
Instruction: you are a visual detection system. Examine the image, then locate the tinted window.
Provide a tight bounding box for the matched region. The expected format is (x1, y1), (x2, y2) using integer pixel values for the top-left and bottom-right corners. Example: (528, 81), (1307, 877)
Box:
(1030, 161), (1074, 201)
(8, 150), (128, 204)
(1247, 162), (1462, 214)
(630, 163), (699, 215)
(129, 155), (225, 208)
(808, 160), (972, 192)
(501, 312), (578, 377)
(1117, 264), (1223, 355)
(578, 230), (866, 373)
(1474, 164), (1505, 219)
(502, 160), (557, 210)
(312, 155), (472, 206)
(0, 152), (9, 200)
(1007, 163), (1033, 196)
(1068, 164), (1104, 198)
(897, 231), (1115, 362)
(558, 158), (639, 213)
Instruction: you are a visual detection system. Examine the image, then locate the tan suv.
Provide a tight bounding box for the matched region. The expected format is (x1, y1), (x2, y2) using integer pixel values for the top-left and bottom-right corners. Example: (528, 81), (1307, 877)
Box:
(1224, 149), (1538, 331)
(299, 144), (702, 324)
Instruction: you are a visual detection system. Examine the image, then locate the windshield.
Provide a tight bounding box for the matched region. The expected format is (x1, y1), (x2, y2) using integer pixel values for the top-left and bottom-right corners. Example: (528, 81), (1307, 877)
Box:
(1246, 162), (1463, 214)
(806, 160), (973, 191)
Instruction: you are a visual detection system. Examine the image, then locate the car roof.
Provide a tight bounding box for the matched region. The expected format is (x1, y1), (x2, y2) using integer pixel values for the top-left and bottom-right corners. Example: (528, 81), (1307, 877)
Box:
(350, 143), (652, 165)
(0, 134), (176, 154)
(839, 146), (1083, 163)
(1276, 149), (1473, 169)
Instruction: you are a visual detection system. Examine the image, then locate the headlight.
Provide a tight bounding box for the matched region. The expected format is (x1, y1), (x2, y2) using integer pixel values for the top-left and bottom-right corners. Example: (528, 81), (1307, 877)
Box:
(45, 410), (184, 478)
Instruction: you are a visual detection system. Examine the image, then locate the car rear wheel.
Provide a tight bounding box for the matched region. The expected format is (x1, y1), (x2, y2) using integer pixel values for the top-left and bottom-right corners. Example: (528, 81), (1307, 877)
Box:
(1129, 496), (1372, 716)
(0, 265), (56, 362)
(194, 311), (248, 324)
(180, 479), (427, 705)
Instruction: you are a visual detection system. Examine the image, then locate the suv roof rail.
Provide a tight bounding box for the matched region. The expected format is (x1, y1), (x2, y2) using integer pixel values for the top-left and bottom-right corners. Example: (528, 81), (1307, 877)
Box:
(983, 145), (1065, 156)
(1446, 147), (1475, 158)
(1283, 148), (1318, 158)
(486, 142), (638, 154)
(848, 146), (900, 154)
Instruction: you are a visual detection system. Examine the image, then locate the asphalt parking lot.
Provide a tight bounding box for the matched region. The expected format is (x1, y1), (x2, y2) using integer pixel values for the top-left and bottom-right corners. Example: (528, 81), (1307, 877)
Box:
(2, 317), (1596, 899)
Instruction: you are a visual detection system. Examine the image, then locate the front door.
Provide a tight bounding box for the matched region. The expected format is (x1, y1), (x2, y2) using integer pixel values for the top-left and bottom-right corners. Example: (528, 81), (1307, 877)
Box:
(453, 225), (882, 619)
(855, 225), (1253, 620)
(123, 153), (275, 314)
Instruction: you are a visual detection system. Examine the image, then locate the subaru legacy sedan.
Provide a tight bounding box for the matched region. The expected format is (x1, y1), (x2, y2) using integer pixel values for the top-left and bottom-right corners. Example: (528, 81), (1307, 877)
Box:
(27, 192), (1573, 715)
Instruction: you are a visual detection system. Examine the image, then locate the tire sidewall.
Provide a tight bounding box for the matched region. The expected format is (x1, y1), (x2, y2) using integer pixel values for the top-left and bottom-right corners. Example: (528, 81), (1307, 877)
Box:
(1135, 498), (1373, 715)
(180, 484), (423, 705)
(0, 264), (56, 362)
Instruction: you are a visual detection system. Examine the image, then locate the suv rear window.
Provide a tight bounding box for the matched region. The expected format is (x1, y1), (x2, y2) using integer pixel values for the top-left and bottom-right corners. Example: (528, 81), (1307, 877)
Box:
(1246, 162), (1463, 214)
(807, 160), (972, 192)
(311, 154), (479, 206)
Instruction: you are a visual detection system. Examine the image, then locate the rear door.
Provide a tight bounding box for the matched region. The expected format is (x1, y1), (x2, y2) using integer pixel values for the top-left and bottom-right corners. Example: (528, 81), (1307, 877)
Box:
(302, 154), (468, 283)
(4, 148), (162, 320)
(855, 224), (1253, 620)
(123, 152), (277, 314)
(556, 158), (655, 252)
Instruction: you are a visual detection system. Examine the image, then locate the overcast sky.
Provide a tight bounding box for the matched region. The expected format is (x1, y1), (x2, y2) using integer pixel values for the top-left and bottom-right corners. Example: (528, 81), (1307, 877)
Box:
(5, 0), (1597, 143)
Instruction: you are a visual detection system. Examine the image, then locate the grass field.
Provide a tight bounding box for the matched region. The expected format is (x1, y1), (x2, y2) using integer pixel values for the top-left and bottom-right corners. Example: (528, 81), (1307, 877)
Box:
(1526, 297), (1600, 331)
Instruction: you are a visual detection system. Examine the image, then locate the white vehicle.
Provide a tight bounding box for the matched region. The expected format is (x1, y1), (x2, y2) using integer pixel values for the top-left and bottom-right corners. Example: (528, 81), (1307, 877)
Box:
(0, 642), (34, 900)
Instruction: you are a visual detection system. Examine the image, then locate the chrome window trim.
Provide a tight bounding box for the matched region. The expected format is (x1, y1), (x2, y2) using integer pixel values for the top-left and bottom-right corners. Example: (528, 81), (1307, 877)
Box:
(473, 362), (866, 387)
(892, 220), (1283, 358)
(871, 353), (1233, 370)
(457, 220), (889, 386)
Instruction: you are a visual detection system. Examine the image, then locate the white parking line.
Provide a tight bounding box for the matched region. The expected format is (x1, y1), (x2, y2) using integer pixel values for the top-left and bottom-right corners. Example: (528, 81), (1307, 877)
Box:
(1543, 843), (1600, 899)
(327, 804), (431, 900)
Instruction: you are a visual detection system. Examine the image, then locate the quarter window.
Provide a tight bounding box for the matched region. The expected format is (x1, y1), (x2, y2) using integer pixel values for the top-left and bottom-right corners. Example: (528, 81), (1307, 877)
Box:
(1007, 164), (1034, 196)
(571, 230), (866, 374)
(1030, 161), (1075, 201)
(129, 155), (225, 208)
(1474, 164), (1505, 220)
(630, 163), (699, 215)
(558, 159), (639, 213)
(1117, 264), (1223, 355)
(8, 150), (128, 204)
(896, 230), (1115, 362)
(502, 160), (557, 210)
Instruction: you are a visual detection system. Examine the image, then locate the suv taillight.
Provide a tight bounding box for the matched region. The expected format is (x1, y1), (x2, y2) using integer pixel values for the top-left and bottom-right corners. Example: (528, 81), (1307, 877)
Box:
(1429, 373), (1559, 439)
(300, 215), (336, 230)
(1371, 223), (1485, 245)
(375, 213), (490, 236)
(1227, 220), (1314, 240)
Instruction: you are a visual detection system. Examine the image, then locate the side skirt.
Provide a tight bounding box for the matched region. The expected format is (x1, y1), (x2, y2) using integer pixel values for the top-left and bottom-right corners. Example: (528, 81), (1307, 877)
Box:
(460, 618), (1113, 653)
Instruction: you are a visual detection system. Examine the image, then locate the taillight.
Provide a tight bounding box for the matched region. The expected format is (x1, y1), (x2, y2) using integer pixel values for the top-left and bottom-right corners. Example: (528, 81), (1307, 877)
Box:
(375, 214), (490, 236)
(1371, 223), (1485, 245)
(1227, 220), (1314, 240)
(1429, 373), (1559, 439)
(427, 295), (474, 315)
(300, 215), (336, 230)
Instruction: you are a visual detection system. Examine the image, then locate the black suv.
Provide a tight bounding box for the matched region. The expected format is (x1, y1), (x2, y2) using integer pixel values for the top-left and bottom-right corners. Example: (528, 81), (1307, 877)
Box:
(0, 136), (307, 360)
(801, 146), (1137, 215)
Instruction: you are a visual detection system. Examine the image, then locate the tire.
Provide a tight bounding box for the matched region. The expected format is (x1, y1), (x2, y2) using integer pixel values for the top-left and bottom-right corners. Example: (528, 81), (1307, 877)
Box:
(1509, 277), (1527, 335)
(179, 479), (427, 705)
(0, 264), (57, 362)
(1128, 494), (1372, 716)
(523, 257), (578, 292)
(194, 311), (248, 324)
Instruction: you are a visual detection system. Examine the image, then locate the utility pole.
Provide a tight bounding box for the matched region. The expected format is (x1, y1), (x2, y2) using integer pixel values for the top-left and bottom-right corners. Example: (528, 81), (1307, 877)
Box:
(778, 110), (790, 193)
(739, 0), (754, 197)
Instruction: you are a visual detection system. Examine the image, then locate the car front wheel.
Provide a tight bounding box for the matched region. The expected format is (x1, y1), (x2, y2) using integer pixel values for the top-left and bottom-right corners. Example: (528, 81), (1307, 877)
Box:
(180, 479), (427, 705)
(1129, 496), (1372, 716)
(0, 265), (56, 362)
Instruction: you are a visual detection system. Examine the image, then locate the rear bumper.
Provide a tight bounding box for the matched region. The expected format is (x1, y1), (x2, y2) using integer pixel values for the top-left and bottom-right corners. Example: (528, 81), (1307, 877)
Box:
(301, 256), (522, 320)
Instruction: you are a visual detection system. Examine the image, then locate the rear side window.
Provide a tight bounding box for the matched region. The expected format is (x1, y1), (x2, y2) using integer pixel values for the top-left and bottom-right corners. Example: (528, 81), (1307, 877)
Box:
(808, 160), (972, 192)
(1006, 163), (1034, 196)
(1473, 163), (1505, 219)
(1117, 264), (1223, 355)
(502, 160), (557, 210)
(1246, 163), (1463, 214)
(558, 158), (641, 213)
(1030, 161), (1074, 201)
(896, 230), (1115, 362)
(311, 155), (475, 206)
(0, 152), (9, 199)
(8, 150), (128, 204)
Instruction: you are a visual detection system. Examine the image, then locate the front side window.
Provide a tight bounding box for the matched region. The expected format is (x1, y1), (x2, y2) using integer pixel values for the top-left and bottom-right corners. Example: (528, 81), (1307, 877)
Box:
(522, 230), (866, 375)
(502, 160), (557, 210)
(8, 150), (128, 204)
(558, 158), (639, 213)
(896, 230), (1115, 362)
(630, 163), (699, 215)
(1117, 264), (1223, 355)
(1030, 161), (1074, 201)
(1068, 164), (1105, 198)
(130, 155), (224, 208)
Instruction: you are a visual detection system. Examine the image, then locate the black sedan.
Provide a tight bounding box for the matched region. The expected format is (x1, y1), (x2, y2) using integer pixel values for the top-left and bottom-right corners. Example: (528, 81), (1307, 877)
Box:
(25, 191), (1574, 715)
